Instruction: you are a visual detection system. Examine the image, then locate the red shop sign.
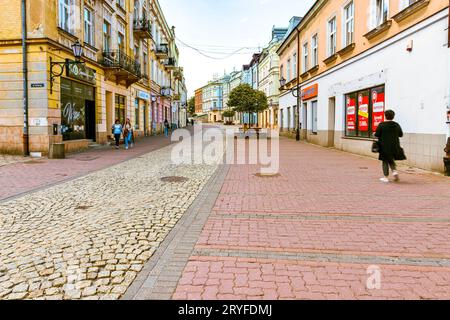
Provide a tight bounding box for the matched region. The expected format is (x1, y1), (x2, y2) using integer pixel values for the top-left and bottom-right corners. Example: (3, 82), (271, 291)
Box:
(346, 96), (356, 131)
(358, 93), (370, 132)
(372, 88), (385, 133)
(301, 84), (318, 100)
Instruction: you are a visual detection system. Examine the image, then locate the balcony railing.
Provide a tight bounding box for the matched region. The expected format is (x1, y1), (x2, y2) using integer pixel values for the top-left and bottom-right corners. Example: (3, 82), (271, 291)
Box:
(164, 57), (176, 69)
(102, 50), (142, 87)
(161, 87), (173, 97)
(133, 19), (153, 39)
(156, 44), (169, 59)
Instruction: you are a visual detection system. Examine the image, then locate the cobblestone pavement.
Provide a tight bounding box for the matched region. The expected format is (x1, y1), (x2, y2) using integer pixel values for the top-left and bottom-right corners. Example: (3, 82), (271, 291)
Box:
(0, 136), (218, 300)
(170, 138), (450, 300)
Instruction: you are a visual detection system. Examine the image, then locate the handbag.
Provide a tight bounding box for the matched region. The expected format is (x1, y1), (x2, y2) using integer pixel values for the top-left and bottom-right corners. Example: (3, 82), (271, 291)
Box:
(395, 147), (407, 161)
(372, 141), (380, 153)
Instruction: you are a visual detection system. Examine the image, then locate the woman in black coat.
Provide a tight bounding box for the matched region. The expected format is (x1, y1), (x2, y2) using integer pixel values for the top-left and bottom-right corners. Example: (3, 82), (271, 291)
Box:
(375, 110), (406, 183)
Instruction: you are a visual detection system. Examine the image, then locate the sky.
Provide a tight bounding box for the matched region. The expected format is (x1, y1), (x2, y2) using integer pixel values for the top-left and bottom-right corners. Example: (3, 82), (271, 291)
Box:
(159, 0), (316, 97)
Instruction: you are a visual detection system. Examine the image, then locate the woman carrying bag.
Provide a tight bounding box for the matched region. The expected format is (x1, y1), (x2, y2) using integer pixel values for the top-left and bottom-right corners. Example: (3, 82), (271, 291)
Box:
(374, 110), (406, 183)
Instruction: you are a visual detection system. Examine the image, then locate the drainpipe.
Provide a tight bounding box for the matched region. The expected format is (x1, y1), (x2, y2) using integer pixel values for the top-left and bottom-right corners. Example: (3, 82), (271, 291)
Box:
(295, 25), (301, 141)
(21, 0), (29, 156)
(445, 1), (450, 176)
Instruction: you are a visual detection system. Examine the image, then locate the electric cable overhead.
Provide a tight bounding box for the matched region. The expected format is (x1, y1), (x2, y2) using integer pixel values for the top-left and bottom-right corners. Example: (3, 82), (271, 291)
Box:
(175, 37), (260, 60)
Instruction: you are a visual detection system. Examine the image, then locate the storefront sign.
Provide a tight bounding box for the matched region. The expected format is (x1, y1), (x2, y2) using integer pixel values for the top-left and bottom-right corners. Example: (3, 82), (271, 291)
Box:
(66, 61), (96, 85)
(301, 84), (318, 100)
(137, 90), (150, 100)
(358, 92), (370, 133)
(371, 87), (385, 133)
(31, 83), (45, 88)
(346, 96), (356, 131)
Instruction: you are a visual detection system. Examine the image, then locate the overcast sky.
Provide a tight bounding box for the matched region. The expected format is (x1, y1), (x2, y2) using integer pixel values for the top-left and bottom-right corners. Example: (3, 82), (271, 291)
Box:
(159, 0), (316, 97)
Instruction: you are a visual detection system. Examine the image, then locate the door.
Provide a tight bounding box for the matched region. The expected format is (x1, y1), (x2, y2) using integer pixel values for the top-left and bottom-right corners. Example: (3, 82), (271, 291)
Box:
(311, 100), (318, 134)
(328, 97), (336, 147)
(144, 102), (148, 136)
(85, 100), (96, 141)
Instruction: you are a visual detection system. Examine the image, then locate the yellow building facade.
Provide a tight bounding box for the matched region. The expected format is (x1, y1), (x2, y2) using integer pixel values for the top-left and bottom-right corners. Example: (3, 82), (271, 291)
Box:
(0, 0), (185, 155)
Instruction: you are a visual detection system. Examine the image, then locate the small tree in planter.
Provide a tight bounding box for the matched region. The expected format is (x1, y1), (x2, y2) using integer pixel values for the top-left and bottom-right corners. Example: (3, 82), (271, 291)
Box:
(227, 84), (268, 129)
(222, 110), (236, 125)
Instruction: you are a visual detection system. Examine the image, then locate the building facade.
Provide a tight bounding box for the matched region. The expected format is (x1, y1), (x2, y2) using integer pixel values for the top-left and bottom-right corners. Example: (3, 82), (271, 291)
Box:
(194, 88), (203, 114)
(258, 27), (288, 129)
(0, 0), (185, 155)
(202, 80), (223, 123)
(280, 0), (449, 172)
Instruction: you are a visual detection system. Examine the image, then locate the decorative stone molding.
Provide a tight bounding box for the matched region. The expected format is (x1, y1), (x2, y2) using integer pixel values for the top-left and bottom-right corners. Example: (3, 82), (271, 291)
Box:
(392, 0), (430, 23)
(337, 43), (355, 56)
(323, 53), (338, 65)
(364, 20), (393, 40)
(308, 65), (319, 74)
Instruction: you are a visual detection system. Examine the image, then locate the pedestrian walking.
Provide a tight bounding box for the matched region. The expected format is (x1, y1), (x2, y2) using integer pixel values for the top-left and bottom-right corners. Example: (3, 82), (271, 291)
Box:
(123, 118), (133, 150)
(375, 110), (406, 183)
(112, 120), (122, 149)
(164, 119), (170, 137)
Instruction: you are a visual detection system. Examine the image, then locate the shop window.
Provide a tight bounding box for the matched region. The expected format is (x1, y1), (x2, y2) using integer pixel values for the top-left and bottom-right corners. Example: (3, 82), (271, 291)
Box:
(345, 85), (385, 138)
(135, 99), (140, 130)
(115, 94), (126, 125)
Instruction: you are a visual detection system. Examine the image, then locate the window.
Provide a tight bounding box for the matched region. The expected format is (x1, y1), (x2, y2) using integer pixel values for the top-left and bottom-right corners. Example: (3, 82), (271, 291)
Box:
(280, 64), (284, 81)
(302, 43), (309, 73)
(143, 51), (148, 76)
(59, 0), (74, 33)
(344, 2), (354, 46)
(311, 34), (318, 67)
(345, 85), (385, 138)
(135, 99), (140, 130)
(328, 17), (337, 56)
(287, 107), (291, 130)
(115, 95), (126, 125)
(84, 8), (94, 46)
(116, 0), (125, 9)
(287, 59), (291, 82)
(103, 21), (111, 51)
(118, 32), (125, 52)
(311, 101), (318, 134)
(293, 53), (297, 78)
(375, 0), (389, 26)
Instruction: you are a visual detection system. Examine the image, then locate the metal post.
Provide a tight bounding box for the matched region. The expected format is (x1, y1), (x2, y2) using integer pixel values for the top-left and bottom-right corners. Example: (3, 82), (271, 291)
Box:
(21, 0), (29, 156)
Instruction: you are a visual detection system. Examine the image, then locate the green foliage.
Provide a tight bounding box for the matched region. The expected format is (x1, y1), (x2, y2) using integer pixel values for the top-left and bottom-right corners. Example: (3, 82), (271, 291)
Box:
(188, 97), (195, 115)
(222, 110), (236, 118)
(227, 84), (268, 114)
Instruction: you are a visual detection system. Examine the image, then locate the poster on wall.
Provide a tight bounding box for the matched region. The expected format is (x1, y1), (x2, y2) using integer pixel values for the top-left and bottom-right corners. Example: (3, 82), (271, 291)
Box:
(358, 92), (370, 133)
(372, 87), (385, 133)
(346, 95), (357, 132)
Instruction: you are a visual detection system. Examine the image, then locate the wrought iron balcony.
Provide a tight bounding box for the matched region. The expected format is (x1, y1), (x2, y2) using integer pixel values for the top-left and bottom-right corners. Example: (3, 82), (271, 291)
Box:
(163, 57), (176, 70)
(133, 19), (153, 39)
(161, 86), (173, 97)
(102, 50), (142, 87)
(156, 44), (169, 59)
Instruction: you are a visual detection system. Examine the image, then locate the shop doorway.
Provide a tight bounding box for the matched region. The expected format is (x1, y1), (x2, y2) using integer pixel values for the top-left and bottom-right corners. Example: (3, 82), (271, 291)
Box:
(85, 100), (96, 141)
(311, 101), (318, 134)
(328, 97), (336, 147)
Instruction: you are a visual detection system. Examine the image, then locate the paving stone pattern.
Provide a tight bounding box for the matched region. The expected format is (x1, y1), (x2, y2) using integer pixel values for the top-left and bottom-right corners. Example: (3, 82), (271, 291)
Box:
(0, 142), (217, 300)
(173, 138), (450, 300)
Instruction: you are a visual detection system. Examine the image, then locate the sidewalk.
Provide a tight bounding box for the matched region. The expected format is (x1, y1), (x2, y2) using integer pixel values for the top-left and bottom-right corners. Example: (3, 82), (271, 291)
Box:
(0, 133), (175, 201)
(130, 137), (450, 300)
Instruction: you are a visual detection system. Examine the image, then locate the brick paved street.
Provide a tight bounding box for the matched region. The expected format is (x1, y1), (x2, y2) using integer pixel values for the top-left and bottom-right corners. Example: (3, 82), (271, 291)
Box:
(0, 129), (219, 300)
(0, 134), (174, 201)
(168, 138), (450, 300)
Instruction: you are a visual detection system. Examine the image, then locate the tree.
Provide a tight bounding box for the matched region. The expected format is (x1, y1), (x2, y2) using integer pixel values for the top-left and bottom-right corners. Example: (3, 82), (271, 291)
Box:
(222, 110), (236, 118)
(188, 97), (195, 115)
(227, 84), (268, 127)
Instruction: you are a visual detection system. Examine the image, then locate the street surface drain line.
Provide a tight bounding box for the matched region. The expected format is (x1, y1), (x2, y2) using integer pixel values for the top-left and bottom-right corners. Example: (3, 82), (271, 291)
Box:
(123, 164), (230, 300)
(191, 248), (450, 268)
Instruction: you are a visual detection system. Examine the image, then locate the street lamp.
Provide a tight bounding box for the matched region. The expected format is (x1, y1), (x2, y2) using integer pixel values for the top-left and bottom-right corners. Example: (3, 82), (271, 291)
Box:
(50, 40), (85, 94)
(279, 77), (301, 141)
